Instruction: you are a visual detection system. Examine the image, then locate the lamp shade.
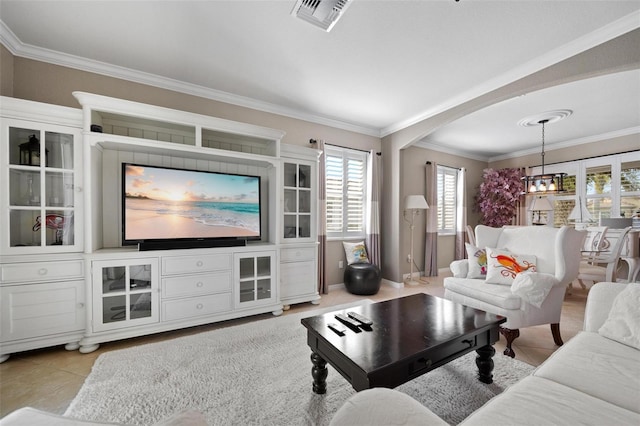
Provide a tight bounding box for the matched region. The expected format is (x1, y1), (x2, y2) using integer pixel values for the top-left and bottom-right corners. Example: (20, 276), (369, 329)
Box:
(529, 196), (553, 212)
(405, 195), (429, 210)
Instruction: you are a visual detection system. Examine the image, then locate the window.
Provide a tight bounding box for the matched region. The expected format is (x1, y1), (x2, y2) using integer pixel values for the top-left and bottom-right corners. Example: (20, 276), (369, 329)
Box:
(437, 166), (457, 234)
(586, 164), (612, 219)
(325, 146), (368, 239)
(621, 160), (640, 218)
(537, 151), (640, 226)
(551, 175), (576, 227)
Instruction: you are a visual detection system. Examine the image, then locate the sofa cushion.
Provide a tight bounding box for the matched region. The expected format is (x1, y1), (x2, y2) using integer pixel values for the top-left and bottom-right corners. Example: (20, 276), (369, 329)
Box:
(460, 376), (640, 426)
(444, 278), (521, 310)
(510, 272), (558, 308)
(329, 388), (449, 426)
(485, 247), (537, 285)
(598, 283), (640, 350)
(533, 331), (640, 414)
(465, 243), (487, 278)
(342, 241), (369, 265)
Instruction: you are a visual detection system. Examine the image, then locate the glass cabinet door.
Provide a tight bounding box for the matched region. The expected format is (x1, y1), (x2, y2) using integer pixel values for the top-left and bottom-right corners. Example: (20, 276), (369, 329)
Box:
(93, 259), (159, 332)
(235, 252), (276, 307)
(283, 161), (312, 240)
(5, 123), (80, 252)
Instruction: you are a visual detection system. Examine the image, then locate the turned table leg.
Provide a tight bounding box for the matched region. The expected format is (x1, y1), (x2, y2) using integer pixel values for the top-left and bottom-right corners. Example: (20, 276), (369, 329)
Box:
(476, 345), (496, 384)
(311, 351), (328, 394)
(499, 327), (520, 358)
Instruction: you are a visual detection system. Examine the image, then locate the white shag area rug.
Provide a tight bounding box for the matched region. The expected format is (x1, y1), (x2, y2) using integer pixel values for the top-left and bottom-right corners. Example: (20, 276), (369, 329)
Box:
(65, 300), (534, 426)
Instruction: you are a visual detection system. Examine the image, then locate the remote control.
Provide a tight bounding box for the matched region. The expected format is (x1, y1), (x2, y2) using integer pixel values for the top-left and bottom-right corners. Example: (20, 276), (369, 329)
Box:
(328, 322), (347, 336)
(347, 311), (373, 326)
(335, 313), (362, 329)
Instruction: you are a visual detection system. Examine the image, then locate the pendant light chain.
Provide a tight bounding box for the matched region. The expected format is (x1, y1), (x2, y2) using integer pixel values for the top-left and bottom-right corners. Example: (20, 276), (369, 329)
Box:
(540, 119), (547, 175)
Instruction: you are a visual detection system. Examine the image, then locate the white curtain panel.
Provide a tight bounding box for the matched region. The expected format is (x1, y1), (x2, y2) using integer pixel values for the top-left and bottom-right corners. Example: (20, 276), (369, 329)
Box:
(366, 150), (382, 267)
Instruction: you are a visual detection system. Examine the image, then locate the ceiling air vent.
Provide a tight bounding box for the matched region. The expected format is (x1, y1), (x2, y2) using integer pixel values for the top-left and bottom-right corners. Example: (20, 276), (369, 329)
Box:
(291, 0), (353, 32)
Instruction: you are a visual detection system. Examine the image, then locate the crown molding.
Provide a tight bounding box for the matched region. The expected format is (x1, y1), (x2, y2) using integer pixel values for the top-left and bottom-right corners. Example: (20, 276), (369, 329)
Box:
(416, 126), (640, 164)
(0, 21), (381, 138)
(2, 10), (638, 141)
(488, 126), (640, 162)
(380, 10), (640, 138)
(413, 140), (491, 162)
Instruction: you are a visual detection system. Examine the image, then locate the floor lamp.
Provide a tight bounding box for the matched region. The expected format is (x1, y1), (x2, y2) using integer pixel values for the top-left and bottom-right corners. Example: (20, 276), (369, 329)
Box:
(404, 195), (429, 285)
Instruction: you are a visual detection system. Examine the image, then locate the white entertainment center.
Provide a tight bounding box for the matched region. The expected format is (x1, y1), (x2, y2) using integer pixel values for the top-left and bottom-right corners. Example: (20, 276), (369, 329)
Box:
(0, 94), (320, 362)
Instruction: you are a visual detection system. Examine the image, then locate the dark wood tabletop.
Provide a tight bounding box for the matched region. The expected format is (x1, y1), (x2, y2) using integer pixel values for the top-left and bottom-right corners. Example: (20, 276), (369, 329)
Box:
(301, 293), (506, 393)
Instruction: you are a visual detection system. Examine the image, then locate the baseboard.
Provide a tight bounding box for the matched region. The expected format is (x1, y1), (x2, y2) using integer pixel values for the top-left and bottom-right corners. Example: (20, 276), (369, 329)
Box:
(382, 278), (403, 288)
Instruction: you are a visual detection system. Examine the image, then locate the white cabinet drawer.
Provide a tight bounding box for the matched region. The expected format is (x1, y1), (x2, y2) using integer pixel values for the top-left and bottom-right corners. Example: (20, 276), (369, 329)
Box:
(161, 254), (232, 275)
(280, 247), (315, 262)
(162, 272), (231, 298)
(0, 260), (84, 283)
(162, 293), (232, 321)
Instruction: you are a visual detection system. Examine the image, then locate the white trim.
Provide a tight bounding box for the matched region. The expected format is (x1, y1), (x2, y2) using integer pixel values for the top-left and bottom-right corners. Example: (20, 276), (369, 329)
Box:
(380, 10), (640, 138)
(490, 126), (640, 163)
(3, 10), (638, 140)
(0, 21), (379, 138)
(414, 140), (490, 162)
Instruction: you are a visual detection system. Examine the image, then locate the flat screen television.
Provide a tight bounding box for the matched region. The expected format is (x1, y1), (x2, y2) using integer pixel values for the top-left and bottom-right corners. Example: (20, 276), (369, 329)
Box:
(122, 163), (261, 250)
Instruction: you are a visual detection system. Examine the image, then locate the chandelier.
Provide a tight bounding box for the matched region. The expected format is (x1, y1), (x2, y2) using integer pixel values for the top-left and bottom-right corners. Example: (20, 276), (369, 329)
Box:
(520, 111), (571, 195)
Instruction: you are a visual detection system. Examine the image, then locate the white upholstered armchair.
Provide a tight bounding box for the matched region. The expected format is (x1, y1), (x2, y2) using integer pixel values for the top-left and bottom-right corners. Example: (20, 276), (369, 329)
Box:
(444, 225), (585, 357)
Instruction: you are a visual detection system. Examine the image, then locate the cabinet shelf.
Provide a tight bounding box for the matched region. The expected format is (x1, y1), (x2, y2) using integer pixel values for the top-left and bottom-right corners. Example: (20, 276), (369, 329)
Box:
(87, 135), (279, 168)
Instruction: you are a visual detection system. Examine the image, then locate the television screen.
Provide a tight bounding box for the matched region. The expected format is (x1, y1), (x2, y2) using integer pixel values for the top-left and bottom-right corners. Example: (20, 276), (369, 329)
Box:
(122, 163), (261, 246)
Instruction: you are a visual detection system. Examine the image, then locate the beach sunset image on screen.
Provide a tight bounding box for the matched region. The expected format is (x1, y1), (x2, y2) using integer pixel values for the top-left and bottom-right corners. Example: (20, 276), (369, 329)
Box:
(123, 164), (261, 243)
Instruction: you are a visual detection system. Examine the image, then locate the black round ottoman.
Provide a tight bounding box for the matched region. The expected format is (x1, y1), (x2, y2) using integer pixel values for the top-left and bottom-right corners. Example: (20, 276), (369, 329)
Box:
(344, 263), (381, 295)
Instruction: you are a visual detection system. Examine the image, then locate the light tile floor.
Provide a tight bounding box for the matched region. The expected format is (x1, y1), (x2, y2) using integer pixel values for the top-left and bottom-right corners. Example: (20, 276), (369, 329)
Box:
(0, 275), (589, 418)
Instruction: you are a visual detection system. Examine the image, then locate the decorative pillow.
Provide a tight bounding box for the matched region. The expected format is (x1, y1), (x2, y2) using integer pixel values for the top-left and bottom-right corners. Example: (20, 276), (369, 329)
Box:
(485, 247), (537, 285)
(342, 241), (369, 265)
(598, 284), (640, 350)
(465, 243), (487, 279)
(510, 272), (559, 308)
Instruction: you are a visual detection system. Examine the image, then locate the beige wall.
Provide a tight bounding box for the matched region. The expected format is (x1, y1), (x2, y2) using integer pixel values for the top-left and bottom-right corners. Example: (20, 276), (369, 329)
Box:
(400, 146), (486, 273)
(490, 133), (640, 170)
(3, 28), (639, 285)
(6, 53), (381, 286)
(383, 29), (640, 283)
(0, 45), (14, 97)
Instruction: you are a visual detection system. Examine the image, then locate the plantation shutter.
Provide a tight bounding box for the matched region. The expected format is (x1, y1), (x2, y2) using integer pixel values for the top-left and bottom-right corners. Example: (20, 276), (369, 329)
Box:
(325, 146), (367, 238)
(346, 156), (365, 233)
(437, 167), (457, 233)
(325, 153), (343, 234)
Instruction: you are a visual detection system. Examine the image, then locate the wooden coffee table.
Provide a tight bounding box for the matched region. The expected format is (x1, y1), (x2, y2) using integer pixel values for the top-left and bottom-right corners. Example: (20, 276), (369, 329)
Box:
(301, 293), (506, 394)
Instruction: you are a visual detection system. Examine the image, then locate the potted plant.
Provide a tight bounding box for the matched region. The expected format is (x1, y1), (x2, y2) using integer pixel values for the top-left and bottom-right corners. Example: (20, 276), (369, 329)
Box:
(474, 168), (523, 227)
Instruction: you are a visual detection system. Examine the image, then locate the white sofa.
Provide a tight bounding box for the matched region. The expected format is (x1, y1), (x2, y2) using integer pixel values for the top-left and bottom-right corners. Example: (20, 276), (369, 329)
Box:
(444, 225), (585, 357)
(330, 282), (640, 425)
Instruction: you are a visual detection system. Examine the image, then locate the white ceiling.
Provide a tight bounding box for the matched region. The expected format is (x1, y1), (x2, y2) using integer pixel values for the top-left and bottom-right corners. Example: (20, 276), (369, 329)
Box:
(1, 1), (639, 160)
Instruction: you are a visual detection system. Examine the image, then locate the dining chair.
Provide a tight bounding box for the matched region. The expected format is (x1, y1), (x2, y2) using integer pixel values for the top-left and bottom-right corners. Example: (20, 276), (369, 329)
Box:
(577, 226), (632, 287)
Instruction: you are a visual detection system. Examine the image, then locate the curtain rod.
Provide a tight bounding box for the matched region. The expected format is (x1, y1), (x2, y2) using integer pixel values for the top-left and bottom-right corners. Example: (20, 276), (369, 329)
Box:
(310, 140), (381, 155)
(425, 161), (461, 170)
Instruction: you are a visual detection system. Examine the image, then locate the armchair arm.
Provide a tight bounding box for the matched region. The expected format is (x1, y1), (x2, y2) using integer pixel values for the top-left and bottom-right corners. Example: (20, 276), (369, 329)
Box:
(583, 282), (629, 332)
(450, 259), (468, 278)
